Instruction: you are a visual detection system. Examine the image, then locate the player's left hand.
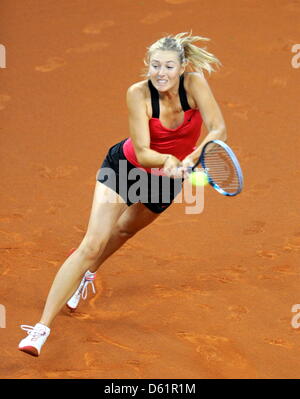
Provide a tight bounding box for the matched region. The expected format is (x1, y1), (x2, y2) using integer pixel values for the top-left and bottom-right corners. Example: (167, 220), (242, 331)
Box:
(163, 155), (184, 178)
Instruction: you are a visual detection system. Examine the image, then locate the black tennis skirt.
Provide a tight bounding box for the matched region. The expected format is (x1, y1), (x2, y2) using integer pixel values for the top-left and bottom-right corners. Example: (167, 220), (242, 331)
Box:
(96, 139), (183, 214)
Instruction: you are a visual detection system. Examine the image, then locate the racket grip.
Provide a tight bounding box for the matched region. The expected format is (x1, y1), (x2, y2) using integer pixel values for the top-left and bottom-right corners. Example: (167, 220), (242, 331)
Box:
(187, 166), (194, 174)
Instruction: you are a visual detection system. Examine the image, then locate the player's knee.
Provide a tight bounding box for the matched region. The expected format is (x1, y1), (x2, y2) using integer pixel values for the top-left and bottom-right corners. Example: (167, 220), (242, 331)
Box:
(78, 237), (106, 260)
(116, 225), (137, 239)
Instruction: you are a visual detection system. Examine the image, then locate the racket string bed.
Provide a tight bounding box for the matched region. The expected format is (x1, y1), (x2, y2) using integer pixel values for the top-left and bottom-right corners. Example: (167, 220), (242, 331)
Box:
(200, 140), (243, 196)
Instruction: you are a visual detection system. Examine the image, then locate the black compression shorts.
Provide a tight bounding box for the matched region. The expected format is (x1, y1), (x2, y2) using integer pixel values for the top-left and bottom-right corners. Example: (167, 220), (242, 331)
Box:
(96, 139), (183, 214)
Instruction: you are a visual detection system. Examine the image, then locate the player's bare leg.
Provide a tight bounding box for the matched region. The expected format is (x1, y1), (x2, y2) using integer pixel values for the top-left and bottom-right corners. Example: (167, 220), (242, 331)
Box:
(89, 201), (159, 272)
(39, 182), (128, 327)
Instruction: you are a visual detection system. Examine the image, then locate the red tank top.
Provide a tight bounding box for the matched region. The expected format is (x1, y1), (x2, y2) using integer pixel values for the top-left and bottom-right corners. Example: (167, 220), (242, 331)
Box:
(123, 75), (203, 175)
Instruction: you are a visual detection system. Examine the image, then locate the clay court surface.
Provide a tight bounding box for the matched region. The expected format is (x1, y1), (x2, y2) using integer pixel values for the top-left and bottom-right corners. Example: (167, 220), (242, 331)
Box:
(0, 0), (299, 379)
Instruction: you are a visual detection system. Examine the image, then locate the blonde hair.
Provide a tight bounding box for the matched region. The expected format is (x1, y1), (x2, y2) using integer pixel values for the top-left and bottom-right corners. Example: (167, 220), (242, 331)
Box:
(143, 31), (221, 76)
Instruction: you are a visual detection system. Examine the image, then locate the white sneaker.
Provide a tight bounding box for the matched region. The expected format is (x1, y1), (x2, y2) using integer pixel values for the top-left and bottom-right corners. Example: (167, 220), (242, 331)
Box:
(66, 270), (96, 311)
(18, 323), (51, 357)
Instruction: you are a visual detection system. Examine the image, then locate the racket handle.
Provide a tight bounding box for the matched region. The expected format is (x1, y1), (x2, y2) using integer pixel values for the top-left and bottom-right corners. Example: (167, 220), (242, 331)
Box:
(188, 163), (200, 173)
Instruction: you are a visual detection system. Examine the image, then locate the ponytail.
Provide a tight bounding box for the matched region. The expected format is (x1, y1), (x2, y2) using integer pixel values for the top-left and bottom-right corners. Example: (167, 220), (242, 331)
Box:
(175, 31), (221, 74)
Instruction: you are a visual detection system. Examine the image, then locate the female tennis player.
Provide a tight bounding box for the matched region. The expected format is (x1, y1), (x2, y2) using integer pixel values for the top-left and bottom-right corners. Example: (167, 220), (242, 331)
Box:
(18, 32), (227, 356)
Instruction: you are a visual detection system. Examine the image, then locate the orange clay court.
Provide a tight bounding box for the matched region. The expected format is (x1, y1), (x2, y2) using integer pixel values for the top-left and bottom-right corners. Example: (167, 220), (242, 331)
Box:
(0, 0), (299, 379)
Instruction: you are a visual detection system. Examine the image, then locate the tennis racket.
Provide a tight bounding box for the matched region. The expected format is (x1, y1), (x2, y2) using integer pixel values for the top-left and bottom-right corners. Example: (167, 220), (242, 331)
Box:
(189, 139), (244, 196)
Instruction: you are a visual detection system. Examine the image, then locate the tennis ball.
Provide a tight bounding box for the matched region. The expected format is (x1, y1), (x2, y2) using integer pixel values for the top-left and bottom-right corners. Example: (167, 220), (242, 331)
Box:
(189, 171), (209, 187)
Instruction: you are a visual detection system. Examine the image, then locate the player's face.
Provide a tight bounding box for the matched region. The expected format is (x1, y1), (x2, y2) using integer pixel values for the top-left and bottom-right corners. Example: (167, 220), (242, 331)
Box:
(148, 50), (184, 92)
